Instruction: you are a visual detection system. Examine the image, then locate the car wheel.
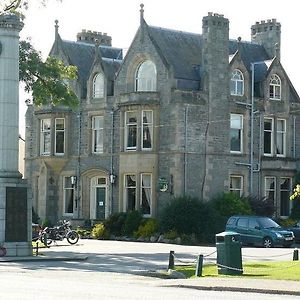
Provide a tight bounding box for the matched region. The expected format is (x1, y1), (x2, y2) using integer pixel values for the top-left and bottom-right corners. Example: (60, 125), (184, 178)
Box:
(263, 237), (273, 248)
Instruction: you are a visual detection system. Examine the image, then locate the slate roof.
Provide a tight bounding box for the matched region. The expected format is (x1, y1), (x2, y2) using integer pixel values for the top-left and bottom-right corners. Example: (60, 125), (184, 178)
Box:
(147, 26), (272, 90)
(60, 39), (123, 84)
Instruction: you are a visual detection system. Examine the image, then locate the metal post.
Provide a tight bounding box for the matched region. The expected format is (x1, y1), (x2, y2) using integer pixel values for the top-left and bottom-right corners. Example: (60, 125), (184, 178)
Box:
(250, 63), (255, 195)
(195, 254), (204, 277)
(293, 249), (299, 261)
(168, 250), (175, 269)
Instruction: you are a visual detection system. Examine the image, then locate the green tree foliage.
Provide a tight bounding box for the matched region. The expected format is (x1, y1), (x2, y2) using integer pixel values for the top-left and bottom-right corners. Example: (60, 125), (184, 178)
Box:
(19, 40), (78, 108)
(1, 1), (78, 108)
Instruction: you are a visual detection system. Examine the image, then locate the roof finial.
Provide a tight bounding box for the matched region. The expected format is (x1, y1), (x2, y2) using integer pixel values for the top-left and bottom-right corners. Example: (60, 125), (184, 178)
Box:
(55, 19), (59, 40)
(140, 3), (144, 25)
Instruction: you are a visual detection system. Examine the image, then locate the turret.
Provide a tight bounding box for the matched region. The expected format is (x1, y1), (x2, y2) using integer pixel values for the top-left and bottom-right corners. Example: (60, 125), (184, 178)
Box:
(251, 19), (281, 60)
(77, 30), (112, 46)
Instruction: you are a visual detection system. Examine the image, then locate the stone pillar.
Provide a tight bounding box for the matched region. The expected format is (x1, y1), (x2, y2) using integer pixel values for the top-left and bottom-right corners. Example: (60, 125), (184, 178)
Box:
(0, 13), (32, 256)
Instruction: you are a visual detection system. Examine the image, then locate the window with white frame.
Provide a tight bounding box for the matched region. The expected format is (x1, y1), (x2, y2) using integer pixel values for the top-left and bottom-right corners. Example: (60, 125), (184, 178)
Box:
(280, 177), (291, 217)
(55, 118), (65, 155)
(40, 117), (66, 156)
(269, 74), (281, 100)
(40, 119), (51, 155)
(276, 119), (286, 156)
(230, 69), (244, 96)
(264, 118), (274, 156)
(92, 116), (104, 153)
(229, 175), (243, 196)
(124, 175), (136, 211)
(142, 111), (153, 150)
(140, 174), (152, 216)
(265, 176), (276, 204)
(230, 114), (243, 153)
(135, 60), (157, 92)
(92, 73), (104, 98)
(125, 111), (138, 150)
(125, 110), (153, 151)
(63, 176), (75, 215)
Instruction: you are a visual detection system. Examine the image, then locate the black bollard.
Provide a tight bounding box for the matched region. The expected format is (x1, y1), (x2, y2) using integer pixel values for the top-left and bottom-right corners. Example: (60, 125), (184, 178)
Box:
(195, 254), (204, 277)
(35, 241), (39, 256)
(168, 250), (175, 269)
(293, 249), (299, 261)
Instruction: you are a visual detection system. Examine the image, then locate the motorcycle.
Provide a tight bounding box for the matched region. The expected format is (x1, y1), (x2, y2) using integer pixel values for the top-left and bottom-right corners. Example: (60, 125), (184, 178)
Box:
(40, 220), (79, 246)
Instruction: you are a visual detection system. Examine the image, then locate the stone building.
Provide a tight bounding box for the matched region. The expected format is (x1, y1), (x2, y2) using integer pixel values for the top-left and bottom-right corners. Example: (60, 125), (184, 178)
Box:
(25, 6), (300, 225)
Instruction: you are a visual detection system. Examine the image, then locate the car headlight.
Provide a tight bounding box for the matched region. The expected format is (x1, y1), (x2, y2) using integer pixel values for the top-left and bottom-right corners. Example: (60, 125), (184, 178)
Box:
(275, 232), (283, 238)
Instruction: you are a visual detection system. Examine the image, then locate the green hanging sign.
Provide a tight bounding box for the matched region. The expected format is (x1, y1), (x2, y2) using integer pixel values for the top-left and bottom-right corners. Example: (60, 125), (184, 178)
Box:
(159, 177), (168, 192)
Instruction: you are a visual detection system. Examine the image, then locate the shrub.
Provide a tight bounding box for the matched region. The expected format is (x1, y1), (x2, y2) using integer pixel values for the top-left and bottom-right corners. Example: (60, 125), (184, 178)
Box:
(159, 196), (224, 243)
(123, 210), (143, 236)
(164, 230), (178, 240)
(212, 192), (252, 218)
(290, 197), (300, 220)
(247, 195), (276, 217)
(104, 212), (127, 236)
(134, 218), (158, 238)
(278, 218), (297, 228)
(91, 223), (107, 239)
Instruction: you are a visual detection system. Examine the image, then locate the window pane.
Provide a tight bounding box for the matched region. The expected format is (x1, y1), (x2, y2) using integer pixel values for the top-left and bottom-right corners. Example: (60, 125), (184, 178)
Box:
(93, 73), (104, 98)
(141, 174), (151, 215)
(230, 69), (244, 96)
(125, 175), (136, 211)
(280, 178), (291, 216)
(64, 177), (75, 215)
(230, 176), (243, 196)
(142, 111), (153, 149)
(230, 114), (242, 152)
(40, 119), (51, 155)
(264, 119), (273, 155)
(136, 60), (157, 92)
(92, 116), (104, 153)
(265, 177), (275, 203)
(276, 119), (285, 156)
(125, 112), (137, 150)
(55, 118), (65, 155)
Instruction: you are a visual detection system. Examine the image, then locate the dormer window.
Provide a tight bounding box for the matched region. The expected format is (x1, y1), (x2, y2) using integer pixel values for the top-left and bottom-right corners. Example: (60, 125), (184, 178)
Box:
(230, 69), (244, 96)
(269, 74), (281, 100)
(92, 73), (104, 98)
(135, 60), (157, 92)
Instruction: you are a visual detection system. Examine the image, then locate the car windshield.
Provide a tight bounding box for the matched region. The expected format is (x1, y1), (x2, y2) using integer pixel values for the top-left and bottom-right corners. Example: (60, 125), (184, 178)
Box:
(258, 218), (280, 229)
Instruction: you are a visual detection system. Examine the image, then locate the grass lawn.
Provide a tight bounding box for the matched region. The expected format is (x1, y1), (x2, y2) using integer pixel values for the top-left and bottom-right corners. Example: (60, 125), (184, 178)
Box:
(176, 261), (300, 281)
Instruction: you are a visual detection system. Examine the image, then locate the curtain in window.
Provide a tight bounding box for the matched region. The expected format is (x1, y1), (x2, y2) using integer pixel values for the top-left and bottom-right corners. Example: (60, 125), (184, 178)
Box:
(125, 175), (136, 211)
(280, 178), (291, 216)
(141, 174), (151, 215)
(126, 112), (137, 149)
(142, 111), (153, 149)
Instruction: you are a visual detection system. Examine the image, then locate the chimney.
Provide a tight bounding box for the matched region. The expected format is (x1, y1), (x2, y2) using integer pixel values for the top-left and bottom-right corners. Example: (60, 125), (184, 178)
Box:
(76, 30), (112, 46)
(251, 19), (281, 59)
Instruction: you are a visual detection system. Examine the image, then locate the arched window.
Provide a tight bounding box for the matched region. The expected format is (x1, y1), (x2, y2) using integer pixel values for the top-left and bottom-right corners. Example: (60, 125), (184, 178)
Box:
(269, 74), (281, 100)
(135, 60), (157, 92)
(230, 69), (244, 96)
(92, 73), (104, 98)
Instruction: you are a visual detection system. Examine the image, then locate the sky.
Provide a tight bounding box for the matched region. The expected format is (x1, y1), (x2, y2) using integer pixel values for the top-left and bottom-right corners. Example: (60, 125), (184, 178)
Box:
(18, 0), (300, 137)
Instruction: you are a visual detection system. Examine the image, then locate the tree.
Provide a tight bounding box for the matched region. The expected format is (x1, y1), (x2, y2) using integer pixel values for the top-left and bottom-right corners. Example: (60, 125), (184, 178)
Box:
(1, 0), (78, 108)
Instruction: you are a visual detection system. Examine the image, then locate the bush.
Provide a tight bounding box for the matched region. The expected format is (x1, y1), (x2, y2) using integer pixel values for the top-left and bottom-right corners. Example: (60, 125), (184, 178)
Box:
(123, 210), (143, 236)
(290, 197), (300, 220)
(134, 218), (158, 238)
(91, 223), (107, 239)
(104, 212), (127, 236)
(159, 196), (224, 243)
(247, 195), (276, 217)
(213, 192), (252, 218)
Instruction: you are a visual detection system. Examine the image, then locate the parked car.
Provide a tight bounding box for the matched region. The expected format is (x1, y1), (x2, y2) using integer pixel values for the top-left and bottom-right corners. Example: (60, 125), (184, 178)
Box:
(226, 215), (294, 248)
(285, 220), (300, 243)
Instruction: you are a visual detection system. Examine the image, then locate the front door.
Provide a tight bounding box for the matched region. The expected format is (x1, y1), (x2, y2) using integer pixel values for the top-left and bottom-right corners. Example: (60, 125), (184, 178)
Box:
(90, 176), (107, 220)
(96, 187), (106, 219)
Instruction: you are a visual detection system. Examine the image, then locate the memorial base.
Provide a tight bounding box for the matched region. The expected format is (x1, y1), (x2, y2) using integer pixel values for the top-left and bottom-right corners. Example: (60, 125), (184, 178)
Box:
(0, 177), (32, 257)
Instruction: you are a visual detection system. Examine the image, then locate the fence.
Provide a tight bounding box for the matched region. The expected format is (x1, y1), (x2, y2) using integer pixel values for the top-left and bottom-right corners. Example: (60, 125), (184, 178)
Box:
(168, 248), (299, 277)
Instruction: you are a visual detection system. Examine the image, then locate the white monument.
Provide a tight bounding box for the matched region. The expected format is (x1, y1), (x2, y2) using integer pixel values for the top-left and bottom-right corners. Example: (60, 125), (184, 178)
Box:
(0, 13), (32, 256)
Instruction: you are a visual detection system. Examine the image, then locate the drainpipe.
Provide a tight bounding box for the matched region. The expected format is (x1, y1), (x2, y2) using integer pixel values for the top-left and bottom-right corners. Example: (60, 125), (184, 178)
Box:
(76, 110), (82, 219)
(184, 106), (188, 195)
(110, 109), (114, 216)
(293, 116), (296, 159)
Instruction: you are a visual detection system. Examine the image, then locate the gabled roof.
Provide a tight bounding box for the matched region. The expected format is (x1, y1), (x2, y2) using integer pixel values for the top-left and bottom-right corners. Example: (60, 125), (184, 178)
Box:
(145, 25), (272, 90)
(60, 39), (123, 84)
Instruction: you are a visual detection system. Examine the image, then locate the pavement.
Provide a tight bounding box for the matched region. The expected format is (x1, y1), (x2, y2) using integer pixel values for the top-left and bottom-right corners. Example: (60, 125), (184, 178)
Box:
(0, 240), (300, 296)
